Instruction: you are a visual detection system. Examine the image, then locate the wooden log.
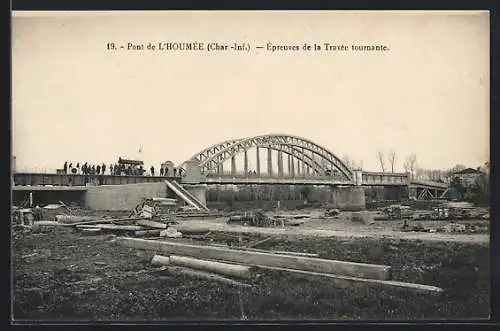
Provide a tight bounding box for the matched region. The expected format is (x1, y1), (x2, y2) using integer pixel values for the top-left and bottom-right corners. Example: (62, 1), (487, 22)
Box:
(255, 266), (443, 294)
(55, 215), (101, 224)
(81, 228), (102, 234)
(116, 237), (391, 280)
(134, 229), (162, 237)
(77, 224), (144, 231)
(61, 217), (146, 227)
(167, 255), (253, 279)
(171, 226), (211, 234)
(136, 219), (167, 229)
(33, 221), (61, 226)
(247, 236), (273, 248)
(160, 266), (251, 288)
(151, 255), (171, 266)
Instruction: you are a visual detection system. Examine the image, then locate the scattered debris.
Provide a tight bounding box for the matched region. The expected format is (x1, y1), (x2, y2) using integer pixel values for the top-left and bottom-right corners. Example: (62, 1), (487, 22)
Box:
(160, 227), (183, 238)
(227, 211), (306, 228)
(382, 205), (412, 220)
(351, 211), (375, 225)
(12, 208), (35, 226)
(324, 208), (340, 217)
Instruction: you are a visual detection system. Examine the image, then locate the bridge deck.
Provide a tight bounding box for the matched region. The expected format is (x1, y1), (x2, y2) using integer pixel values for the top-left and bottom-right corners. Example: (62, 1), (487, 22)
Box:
(13, 173), (180, 187)
(201, 177), (352, 185)
(12, 172), (448, 190)
(12, 185), (88, 191)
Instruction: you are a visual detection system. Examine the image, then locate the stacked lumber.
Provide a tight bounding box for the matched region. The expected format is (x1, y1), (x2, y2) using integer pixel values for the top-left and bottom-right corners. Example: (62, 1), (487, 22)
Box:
(115, 237), (444, 294)
(53, 214), (184, 237)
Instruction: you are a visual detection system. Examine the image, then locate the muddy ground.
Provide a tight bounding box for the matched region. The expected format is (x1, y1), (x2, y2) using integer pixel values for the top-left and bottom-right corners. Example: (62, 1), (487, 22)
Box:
(12, 224), (490, 321)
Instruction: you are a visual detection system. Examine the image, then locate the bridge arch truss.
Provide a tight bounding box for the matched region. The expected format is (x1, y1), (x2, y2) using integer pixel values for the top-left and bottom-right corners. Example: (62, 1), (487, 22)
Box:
(185, 134), (353, 180)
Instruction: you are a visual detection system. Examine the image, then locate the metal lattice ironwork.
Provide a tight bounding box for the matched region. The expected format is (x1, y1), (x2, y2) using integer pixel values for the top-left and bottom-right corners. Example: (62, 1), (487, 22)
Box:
(185, 134), (353, 180)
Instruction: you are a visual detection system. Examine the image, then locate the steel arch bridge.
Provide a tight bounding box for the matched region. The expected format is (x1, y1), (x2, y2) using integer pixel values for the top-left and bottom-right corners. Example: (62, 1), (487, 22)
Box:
(183, 134), (354, 181)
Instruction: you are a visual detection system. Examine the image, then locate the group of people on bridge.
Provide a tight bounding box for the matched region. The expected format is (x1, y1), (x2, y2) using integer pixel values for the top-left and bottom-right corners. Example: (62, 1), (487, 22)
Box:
(62, 161), (184, 177)
(62, 162), (108, 175)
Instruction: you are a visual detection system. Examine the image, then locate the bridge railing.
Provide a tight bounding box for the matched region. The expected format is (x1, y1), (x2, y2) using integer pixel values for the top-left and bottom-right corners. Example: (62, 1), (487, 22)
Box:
(361, 171), (409, 185)
(203, 170), (347, 181)
(12, 172), (182, 186)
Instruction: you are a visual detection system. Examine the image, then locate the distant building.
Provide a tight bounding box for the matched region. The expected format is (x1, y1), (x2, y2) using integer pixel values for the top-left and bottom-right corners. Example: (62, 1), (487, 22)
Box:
(453, 168), (486, 187)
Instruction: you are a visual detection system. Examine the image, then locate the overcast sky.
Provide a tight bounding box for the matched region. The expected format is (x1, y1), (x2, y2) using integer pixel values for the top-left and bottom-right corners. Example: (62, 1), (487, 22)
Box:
(12, 11), (489, 173)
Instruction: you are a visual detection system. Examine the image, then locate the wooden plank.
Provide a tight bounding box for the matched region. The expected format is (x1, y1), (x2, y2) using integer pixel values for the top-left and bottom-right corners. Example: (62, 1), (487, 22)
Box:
(77, 224), (144, 231)
(136, 219), (167, 229)
(33, 221), (61, 226)
(115, 237), (391, 280)
(273, 251), (318, 257)
(55, 215), (101, 224)
(256, 266), (443, 294)
(61, 217), (146, 227)
(81, 228), (102, 234)
(172, 226), (211, 234)
(159, 266), (251, 288)
(207, 243), (319, 258)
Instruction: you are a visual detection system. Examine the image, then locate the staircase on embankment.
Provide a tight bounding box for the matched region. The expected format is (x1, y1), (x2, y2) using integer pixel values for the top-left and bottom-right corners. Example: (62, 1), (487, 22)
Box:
(165, 180), (209, 212)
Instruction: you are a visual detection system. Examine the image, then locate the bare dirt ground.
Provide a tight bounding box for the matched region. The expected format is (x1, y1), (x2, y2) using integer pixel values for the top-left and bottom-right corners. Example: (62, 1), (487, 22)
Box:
(176, 217), (490, 244)
(12, 209), (490, 321)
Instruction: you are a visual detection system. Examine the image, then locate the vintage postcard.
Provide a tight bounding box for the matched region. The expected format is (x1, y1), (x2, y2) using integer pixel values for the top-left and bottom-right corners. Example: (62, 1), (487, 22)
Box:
(11, 10), (490, 322)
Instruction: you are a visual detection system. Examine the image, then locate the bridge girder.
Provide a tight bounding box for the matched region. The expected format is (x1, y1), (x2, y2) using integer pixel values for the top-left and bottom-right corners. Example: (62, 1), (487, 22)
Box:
(192, 134), (353, 180)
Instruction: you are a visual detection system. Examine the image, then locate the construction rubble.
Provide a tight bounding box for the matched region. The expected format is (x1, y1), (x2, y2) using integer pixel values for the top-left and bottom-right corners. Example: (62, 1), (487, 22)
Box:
(11, 191), (489, 287)
(226, 210), (308, 227)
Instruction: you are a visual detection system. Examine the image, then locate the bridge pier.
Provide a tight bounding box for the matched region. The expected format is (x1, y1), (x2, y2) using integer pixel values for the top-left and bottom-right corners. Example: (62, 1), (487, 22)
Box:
(183, 184), (207, 207)
(330, 186), (366, 211)
(290, 155), (295, 177)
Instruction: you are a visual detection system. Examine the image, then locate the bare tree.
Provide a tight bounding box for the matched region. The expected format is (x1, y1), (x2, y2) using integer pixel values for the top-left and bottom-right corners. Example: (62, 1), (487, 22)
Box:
(377, 150), (386, 172)
(415, 167), (425, 180)
(342, 155), (355, 169)
(450, 164), (467, 173)
(403, 154), (417, 178)
(388, 149), (396, 173)
(480, 161), (490, 175)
